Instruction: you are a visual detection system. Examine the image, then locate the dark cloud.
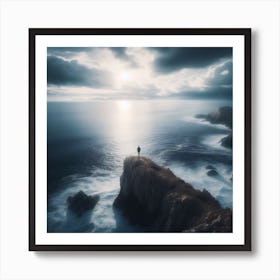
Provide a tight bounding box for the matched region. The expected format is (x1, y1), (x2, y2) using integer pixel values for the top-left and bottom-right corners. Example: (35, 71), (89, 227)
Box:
(46, 47), (233, 101)
(47, 55), (111, 87)
(48, 47), (137, 67)
(171, 59), (233, 100)
(207, 60), (232, 87)
(151, 47), (232, 72)
(109, 47), (127, 59)
(171, 86), (232, 100)
(47, 47), (93, 58)
(109, 47), (138, 67)
(48, 47), (129, 60)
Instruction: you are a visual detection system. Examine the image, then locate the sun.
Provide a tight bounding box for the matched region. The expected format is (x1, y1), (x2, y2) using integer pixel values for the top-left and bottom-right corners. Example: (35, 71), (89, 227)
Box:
(118, 100), (130, 111)
(119, 71), (132, 82)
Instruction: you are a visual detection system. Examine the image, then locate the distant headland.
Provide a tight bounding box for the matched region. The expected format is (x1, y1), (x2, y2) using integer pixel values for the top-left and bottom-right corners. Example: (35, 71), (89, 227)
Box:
(196, 106), (232, 149)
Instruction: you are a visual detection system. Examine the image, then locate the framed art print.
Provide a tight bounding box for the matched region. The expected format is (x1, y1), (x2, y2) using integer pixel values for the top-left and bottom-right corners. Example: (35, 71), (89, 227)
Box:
(29, 28), (251, 251)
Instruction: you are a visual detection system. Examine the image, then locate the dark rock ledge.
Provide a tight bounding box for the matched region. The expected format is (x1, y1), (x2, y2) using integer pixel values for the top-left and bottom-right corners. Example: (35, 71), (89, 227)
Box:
(196, 106), (233, 149)
(113, 156), (232, 232)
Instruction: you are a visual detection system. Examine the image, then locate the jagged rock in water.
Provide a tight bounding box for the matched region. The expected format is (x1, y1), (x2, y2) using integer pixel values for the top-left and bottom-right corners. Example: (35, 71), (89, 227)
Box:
(221, 132), (232, 149)
(207, 169), (219, 177)
(113, 156), (232, 232)
(67, 191), (99, 217)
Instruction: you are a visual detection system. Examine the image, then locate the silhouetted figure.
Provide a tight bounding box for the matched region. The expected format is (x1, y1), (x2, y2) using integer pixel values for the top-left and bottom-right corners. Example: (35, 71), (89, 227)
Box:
(137, 146), (141, 159)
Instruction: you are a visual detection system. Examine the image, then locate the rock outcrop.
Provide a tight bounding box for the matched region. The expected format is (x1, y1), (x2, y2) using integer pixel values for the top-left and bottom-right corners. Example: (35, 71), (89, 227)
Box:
(196, 106), (232, 149)
(113, 156), (232, 232)
(207, 169), (219, 177)
(196, 106), (232, 129)
(220, 132), (232, 149)
(67, 191), (99, 217)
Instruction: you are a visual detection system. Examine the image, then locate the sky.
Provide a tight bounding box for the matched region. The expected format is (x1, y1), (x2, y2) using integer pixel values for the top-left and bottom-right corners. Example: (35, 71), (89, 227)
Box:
(47, 47), (232, 101)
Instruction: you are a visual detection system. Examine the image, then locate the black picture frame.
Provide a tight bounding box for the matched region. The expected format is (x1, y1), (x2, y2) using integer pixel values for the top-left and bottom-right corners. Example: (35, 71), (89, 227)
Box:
(29, 28), (251, 251)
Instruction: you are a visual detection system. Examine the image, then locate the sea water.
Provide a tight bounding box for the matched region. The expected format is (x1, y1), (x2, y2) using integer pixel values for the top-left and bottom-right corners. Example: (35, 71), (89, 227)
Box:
(47, 99), (232, 232)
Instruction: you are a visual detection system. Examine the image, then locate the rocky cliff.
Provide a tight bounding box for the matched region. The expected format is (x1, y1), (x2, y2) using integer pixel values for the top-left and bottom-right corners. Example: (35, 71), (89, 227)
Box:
(113, 156), (232, 232)
(196, 106), (232, 129)
(196, 106), (232, 149)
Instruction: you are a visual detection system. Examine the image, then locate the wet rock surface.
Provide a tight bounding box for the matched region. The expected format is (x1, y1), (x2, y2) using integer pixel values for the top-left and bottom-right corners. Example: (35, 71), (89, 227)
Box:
(67, 190), (100, 217)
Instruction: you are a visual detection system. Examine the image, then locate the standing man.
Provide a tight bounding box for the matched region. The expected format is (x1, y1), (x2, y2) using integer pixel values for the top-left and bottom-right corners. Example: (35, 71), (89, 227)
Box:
(137, 146), (141, 159)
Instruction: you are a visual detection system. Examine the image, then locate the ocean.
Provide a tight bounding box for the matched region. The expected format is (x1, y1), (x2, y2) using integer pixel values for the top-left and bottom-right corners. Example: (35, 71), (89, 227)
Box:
(47, 99), (232, 233)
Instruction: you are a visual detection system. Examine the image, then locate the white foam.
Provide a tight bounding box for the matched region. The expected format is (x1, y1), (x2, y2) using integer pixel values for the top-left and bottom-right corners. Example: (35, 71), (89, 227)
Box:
(168, 162), (232, 208)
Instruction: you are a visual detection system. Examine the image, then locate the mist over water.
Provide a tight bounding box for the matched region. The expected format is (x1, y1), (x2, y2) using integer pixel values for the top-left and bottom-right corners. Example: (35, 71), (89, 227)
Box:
(47, 99), (232, 233)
